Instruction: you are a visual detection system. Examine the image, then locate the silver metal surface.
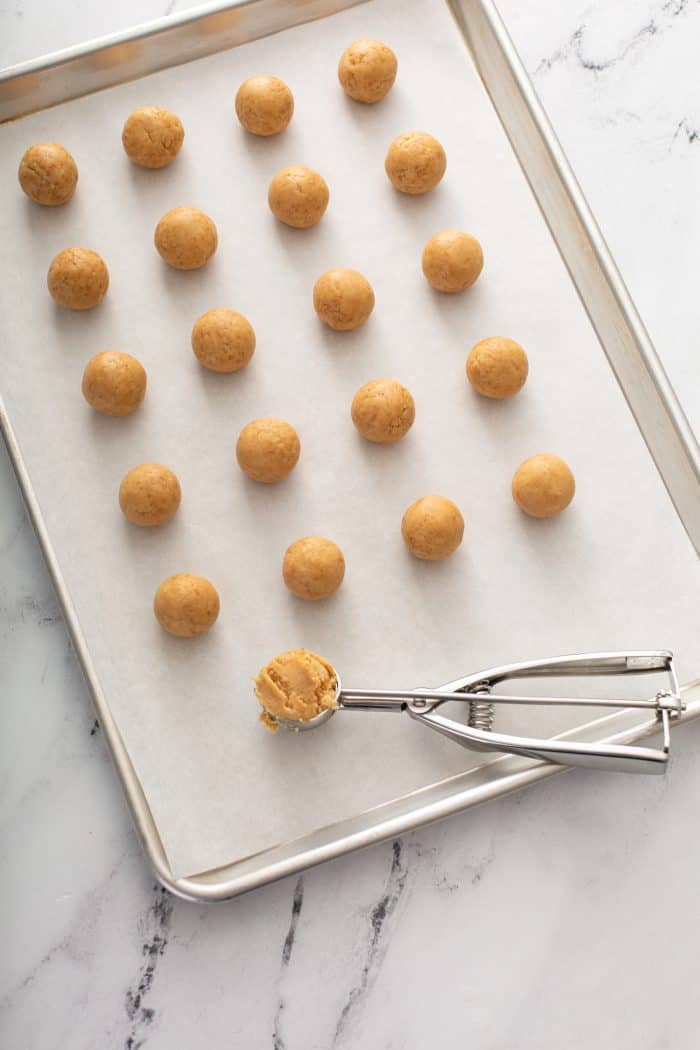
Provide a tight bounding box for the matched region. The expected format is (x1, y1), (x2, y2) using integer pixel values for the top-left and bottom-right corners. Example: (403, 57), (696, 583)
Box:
(0, 0), (365, 122)
(467, 685), (494, 732)
(276, 651), (683, 775)
(1, 0), (699, 901)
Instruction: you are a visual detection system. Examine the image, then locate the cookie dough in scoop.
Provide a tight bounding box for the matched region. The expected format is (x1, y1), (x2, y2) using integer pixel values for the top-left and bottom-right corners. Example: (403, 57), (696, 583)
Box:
(254, 648), (337, 730)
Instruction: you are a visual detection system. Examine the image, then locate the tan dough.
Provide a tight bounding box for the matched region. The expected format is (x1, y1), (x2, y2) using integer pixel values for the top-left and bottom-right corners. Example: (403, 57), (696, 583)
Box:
(467, 337), (528, 399)
(154, 573), (220, 637)
(191, 308), (256, 373)
(119, 463), (181, 526)
(268, 166), (329, 228)
(351, 378), (415, 443)
(422, 230), (483, 293)
(337, 38), (397, 103)
(235, 75), (294, 136)
(47, 247), (109, 310)
(512, 454), (575, 518)
(385, 131), (446, 195)
(254, 648), (338, 728)
(122, 107), (184, 168)
(18, 142), (78, 206)
(283, 536), (345, 601)
(236, 418), (300, 483)
(313, 269), (375, 331)
(402, 495), (464, 561)
(154, 206), (218, 270)
(82, 351), (147, 417)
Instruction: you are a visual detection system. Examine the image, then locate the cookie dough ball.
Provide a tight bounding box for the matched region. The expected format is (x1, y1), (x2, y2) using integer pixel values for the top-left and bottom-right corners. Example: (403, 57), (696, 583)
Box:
(467, 337), (528, 399)
(154, 206), (218, 270)
(236, 418), (300, 483)
(283, 536), (345, 601)
(191, 308), (256, 373)
(512, 454), (575, 518)
(422, 230), (483, 293)
(313, 269), (374, 331)
(119, 463), (181, 526)
(235, 75), (294, 136)
(254, 648), (338, 728)
(268, 166), (329, 228)
(82, 350), (147, 417)
(154, 574), (220, 638)
(338, 38), (397, 103)
(122, 106), (184, 168)
(47, 247), (109, 310)
(402, 495), (464, 561)
(18, 142), (78, 206)
(351, 378), (415, 444)
(385, 131), (446, 195)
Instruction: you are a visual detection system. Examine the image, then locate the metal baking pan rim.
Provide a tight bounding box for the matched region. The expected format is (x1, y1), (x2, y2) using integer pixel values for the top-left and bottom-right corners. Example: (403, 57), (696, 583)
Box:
(0, 0), (368, 122)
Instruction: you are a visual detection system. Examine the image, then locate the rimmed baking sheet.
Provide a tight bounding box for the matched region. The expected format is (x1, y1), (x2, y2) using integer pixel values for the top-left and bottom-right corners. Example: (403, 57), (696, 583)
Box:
(1, 0), (698, 880)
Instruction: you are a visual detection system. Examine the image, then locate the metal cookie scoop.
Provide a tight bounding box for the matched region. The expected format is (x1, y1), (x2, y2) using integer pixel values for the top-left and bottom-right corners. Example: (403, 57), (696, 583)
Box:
(269, 650), (684, 775)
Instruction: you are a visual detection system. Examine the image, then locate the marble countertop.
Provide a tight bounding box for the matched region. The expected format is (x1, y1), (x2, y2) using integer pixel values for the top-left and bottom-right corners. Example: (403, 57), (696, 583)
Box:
(2, 2), (699, 1047)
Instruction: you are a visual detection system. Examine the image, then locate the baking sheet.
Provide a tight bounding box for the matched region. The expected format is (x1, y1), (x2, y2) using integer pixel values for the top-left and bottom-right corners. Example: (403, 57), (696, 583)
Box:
(0, 0), (698, 880)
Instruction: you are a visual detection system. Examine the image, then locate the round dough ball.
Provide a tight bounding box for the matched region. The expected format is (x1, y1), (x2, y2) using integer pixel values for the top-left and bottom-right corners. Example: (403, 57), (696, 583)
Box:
(236, 418), (300, 483)
(47, 247), (109, 310)
(512, 454), (575, 518)
(119, 463), (181, 526)
(283, 536), (345, 601)
(338, 38), (397, 103)
(154, 206), (218, 270)
(235, 75), (294, 136)
(385, 131), (446, 195)
(351, 378), (415, 444)
(313, 269), (374, 331)
(154, 573), (220, 638)
(122, 106), (184, 168)
(268, 166), (329, 228)
(467, 337), (528, 399)
(18, 142), (78, 206)
(422, 230), (483, 293)
(82, 350), (147, 417)
(401, 495), (464, 561)
(191, 308), (256, 373)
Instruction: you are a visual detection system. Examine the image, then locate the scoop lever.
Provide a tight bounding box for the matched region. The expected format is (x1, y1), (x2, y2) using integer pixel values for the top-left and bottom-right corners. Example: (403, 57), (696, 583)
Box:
(330, 650), (683, 774)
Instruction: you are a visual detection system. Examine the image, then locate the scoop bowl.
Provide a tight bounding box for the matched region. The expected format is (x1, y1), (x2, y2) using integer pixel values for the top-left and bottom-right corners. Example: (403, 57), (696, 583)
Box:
(270, 670), (342, 732)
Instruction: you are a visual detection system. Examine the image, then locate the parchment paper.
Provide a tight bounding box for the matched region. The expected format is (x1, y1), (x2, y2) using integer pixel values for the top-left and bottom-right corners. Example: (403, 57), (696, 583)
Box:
(1, 0), (698, 879)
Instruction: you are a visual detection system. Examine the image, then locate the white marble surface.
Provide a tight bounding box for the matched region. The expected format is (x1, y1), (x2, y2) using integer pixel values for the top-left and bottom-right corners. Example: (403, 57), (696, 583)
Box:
(1, 2), (699, 1047)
